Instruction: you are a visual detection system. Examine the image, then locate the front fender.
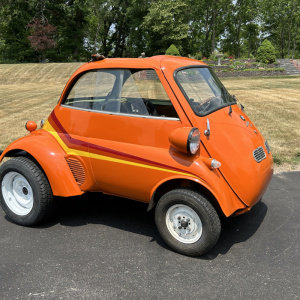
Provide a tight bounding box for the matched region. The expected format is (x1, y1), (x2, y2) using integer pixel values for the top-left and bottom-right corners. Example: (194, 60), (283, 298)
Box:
(149, 158), (247, 217)
(0, 130), (83, 197)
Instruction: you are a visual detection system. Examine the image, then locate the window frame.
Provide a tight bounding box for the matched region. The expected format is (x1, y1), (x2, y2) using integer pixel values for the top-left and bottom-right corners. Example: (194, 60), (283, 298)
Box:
(61, 68), (180, 121)
(174, 65), (237, 117)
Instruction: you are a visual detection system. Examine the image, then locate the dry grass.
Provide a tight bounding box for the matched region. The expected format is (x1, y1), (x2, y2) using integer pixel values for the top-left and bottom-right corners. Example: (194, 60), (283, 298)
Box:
(222, 76), (300, 170)
(0, 63), (299, 172)
(0, 63), (83, 149)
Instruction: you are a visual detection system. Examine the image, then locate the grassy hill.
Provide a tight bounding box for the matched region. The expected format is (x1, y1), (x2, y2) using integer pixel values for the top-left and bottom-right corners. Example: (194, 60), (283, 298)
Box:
(0, 63), (83, 150)
(0, 63), (299, 171)
(0, 63), (83, 85)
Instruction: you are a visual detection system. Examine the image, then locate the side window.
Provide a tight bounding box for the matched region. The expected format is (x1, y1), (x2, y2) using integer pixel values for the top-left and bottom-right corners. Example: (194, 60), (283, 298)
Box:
(63, 69), (179, 119)
(122, 70), (178, 118)
(64, 71), (116, 109)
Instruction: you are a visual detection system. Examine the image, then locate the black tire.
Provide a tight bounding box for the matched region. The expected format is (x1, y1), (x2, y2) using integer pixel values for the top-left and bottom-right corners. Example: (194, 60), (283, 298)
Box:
(0, 157), (53, 226)
(155, 188), (221, 256)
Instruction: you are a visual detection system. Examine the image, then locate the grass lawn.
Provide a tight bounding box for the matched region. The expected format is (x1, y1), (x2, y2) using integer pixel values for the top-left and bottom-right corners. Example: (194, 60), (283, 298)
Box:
(222, 76), (300, 170)
(0, 63), (299, 172)
(0, 63), (83, 150)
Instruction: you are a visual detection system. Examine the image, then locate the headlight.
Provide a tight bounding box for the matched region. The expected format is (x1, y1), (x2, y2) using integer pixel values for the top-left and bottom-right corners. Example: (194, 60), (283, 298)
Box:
(169, 127), (200, 155)
(188, 128), (200, 155)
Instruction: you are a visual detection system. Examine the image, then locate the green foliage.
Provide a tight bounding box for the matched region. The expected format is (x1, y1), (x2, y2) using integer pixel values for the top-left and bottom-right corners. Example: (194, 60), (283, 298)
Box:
(0, 0), (299, 62)
(221, 68), (284, 72)
(256, 39), (276, 64)
(142, 0), (189, 55)
(260, 0), (300, 58)
(209, 53), (217, 61)
(165, 44), (181, 56)
(0, 1), (36, 62)
(189, 52), (203, 60)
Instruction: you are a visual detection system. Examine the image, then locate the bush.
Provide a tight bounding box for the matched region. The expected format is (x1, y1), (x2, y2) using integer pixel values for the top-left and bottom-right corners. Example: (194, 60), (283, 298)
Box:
(194, 52), (203, 60)
(209, 53), (218, 61)
(165, 44), (181, 56)
(232, 61), (246, 70)
(256, 39), (276, 64)
(188, 52), (202, 60)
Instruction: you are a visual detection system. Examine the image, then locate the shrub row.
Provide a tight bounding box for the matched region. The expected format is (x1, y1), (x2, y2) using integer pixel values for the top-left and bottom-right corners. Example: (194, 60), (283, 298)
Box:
(217, 69), (286, 77)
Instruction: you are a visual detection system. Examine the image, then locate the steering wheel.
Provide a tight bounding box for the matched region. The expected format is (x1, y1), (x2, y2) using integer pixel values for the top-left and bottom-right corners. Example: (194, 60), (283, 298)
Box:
(198, 96), (223, 112)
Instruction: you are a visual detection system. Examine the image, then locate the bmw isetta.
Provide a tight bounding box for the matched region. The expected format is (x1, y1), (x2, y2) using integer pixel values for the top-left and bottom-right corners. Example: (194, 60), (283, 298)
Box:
(0, 55), (273, 256)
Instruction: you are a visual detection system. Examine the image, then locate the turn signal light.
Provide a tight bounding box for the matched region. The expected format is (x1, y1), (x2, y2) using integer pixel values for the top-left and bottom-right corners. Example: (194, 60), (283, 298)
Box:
(25, 120), (37, 132)
(211, 159), (221, 169)
(202, 157), (222, 170)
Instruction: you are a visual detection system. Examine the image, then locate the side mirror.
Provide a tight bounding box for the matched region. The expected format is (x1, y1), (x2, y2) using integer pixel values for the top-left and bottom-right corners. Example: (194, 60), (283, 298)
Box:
(169, 127), (200, 155)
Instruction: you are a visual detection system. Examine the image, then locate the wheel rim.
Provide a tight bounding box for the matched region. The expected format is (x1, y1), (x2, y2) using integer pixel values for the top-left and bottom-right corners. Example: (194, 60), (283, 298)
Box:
(1, 172), (34, 216)
(166, 204), (203, 244)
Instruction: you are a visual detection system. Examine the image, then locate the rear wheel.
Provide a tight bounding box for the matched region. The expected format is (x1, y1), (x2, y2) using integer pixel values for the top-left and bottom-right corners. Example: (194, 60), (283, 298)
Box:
(155, 189), (221, 256)
(0, 157), (53, 226)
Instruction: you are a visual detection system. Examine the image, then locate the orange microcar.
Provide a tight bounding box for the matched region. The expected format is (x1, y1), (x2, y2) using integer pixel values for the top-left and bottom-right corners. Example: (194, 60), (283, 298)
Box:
(0, 55), (273, 256)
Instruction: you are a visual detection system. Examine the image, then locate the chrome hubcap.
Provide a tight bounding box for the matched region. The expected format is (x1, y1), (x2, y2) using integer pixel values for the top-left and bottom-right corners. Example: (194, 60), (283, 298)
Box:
(2, 172), (34, 216)
(166, 204), (202, 244)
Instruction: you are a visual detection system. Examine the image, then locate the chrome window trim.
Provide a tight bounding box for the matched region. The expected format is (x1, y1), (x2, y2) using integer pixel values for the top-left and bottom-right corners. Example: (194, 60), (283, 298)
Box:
(60, 104), (181, 121)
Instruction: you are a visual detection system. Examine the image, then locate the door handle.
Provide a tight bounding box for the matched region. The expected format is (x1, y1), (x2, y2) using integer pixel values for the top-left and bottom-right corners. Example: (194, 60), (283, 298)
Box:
(204, 118), (210, 137)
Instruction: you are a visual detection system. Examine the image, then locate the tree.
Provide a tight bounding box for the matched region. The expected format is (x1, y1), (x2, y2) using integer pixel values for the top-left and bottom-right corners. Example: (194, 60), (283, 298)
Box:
(0, 0), (35, 62)
(260, 0), (300, 58)
(87, 0), (149, 57)
(27, 19), (57, 61)
(165, 44), (181, 56)
(142, 0), (189, 55)
(0, 0), (299, 62)
(220, 0), (259, 58)
(55, 0), (89, 61)
(256, 39), (276, 63)
(188, 0), (231, 57)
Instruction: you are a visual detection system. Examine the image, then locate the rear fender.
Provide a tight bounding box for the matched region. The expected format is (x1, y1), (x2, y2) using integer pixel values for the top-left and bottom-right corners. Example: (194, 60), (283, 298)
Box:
(0, 130), (83, 197)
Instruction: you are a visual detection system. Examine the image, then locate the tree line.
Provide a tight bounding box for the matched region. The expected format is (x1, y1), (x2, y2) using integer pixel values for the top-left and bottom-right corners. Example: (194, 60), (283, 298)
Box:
(0, 0), (299, 62)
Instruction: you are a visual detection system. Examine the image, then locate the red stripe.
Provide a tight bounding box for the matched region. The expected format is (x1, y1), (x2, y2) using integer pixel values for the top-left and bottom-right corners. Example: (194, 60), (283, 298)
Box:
(49, 111), (197, 177)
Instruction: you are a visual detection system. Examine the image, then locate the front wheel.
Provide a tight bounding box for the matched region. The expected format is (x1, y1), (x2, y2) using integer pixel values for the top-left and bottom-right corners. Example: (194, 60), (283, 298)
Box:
(155, 189), (221, 256)
(0, 157), (53, 226)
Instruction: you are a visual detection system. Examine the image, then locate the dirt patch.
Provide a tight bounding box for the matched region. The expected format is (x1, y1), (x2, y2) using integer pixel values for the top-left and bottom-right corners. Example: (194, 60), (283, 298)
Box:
(274, 163), (300, 174)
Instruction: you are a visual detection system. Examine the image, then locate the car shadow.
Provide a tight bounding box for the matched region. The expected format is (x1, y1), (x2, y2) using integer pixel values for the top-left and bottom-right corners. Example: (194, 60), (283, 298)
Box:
(37, 192), (268, 259)
(202, 200), (268, 259)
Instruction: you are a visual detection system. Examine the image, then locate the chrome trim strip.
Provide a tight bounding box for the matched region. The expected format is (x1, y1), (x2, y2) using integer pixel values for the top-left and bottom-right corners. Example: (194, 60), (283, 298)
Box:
(265, 140), (271, 154)
(60, 104), (180, 121)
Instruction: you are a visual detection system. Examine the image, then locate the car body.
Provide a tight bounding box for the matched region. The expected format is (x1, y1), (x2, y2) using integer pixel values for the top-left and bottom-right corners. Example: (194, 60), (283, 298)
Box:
(0, 55), (273, 256)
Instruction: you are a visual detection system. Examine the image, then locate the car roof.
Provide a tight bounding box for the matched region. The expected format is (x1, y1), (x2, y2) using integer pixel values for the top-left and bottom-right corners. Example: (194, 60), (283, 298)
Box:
(74, 55), (207, 76)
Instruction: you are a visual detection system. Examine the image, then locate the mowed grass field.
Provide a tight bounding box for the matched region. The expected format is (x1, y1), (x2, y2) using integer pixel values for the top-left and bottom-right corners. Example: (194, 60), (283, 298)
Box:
(222, 76), (300, 171)
(0, 63), (299, 172)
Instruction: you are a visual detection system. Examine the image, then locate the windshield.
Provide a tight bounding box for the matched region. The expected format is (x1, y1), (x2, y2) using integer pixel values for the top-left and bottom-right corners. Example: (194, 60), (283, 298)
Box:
(175, 67), (235, 116)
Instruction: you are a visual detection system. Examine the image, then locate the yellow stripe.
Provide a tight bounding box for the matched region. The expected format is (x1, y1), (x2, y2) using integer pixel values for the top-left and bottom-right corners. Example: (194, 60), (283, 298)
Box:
(44, 121), (198, 179)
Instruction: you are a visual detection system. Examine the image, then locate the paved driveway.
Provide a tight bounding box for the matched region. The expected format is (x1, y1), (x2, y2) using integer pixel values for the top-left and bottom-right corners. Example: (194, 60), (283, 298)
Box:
(0, 172), (299, 300)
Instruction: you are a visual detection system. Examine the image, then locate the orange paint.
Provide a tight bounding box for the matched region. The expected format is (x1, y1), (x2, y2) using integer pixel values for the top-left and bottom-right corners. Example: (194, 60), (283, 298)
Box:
(25, 120), (37, 132)
(0, 55), (273, 217)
